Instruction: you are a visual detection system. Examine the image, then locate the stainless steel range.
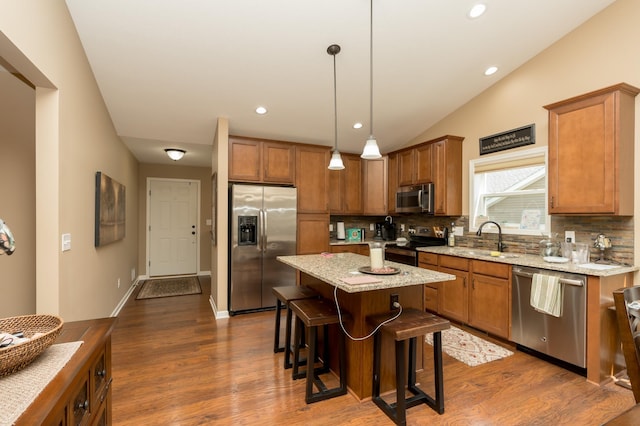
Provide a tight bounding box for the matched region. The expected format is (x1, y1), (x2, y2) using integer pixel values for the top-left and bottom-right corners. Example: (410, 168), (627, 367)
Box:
(384, 234), (447, 266)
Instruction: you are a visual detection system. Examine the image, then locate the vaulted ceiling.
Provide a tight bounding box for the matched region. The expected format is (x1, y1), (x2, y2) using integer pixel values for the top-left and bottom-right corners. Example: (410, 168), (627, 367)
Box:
(64, 0), (616, 167)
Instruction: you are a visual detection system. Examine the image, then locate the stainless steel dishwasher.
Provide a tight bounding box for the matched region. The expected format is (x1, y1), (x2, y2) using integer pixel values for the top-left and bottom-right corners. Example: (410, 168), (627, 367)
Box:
(511, 266), (587, 370)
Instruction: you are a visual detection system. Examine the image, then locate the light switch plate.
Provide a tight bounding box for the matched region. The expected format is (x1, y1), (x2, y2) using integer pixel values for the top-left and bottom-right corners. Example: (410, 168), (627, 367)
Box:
(454, 226), (464, 236)
(61, 233), (71, 251)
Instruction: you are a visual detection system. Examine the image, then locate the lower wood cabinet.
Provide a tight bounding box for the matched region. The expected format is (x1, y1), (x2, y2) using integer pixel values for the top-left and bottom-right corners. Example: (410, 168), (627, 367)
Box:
(16, 318), (116, 426)
(421, 253), (511, 339)
(330, 243), (369, 255)
(469, 260), (510, 339)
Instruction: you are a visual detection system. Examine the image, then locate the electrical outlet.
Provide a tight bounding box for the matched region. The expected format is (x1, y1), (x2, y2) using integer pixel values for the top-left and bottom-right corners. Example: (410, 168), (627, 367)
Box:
(565, 231), (575, 243)
(400, 224), (405, 232)
(454, 226), (464, 236)
(117, 278), (121, 288)
(131, 268), (136, 281)
(390, 294), (399, 310)
(370, 223), (375, 231)
(329, 223), (334, 232)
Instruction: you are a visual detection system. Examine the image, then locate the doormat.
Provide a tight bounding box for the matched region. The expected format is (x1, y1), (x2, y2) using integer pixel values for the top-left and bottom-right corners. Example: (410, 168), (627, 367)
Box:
(136, 276), (202, 300)
(426, 326), (513, 367)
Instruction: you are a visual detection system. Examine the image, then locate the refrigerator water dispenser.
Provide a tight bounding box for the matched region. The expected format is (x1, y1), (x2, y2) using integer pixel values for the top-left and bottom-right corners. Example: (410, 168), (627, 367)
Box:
(238, 216), (257, 245)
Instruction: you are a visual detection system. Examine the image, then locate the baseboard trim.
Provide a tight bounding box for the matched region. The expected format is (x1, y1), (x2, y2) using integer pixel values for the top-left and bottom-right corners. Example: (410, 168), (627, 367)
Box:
(111, 279), (139, 317)
(210, 294), (229, 319)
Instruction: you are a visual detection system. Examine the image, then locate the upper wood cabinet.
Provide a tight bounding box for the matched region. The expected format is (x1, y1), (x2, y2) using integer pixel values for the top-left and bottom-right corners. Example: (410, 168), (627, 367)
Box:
(362, 156), (388, 215)
(432, 136), (464, 216)
(295, 145), (330, 213)
(390, 135), (464, 216)
(387, 153), (398, 215)
(329, 153), (363, 214)
(229, 136), (295, 184)
(544, 83), (639, 215)
(397, 144), (432, 186)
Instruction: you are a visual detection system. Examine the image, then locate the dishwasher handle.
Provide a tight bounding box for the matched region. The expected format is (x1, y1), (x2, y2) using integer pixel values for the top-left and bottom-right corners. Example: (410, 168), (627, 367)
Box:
(513, 268), (584, 287)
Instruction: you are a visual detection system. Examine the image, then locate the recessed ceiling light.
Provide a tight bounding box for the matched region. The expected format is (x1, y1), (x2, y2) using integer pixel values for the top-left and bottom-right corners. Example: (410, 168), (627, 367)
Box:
(353, 122), (363, 129)
(255, 106), (267, 114)
(469, 4), (486, 19)
(484, 66), (498, 76)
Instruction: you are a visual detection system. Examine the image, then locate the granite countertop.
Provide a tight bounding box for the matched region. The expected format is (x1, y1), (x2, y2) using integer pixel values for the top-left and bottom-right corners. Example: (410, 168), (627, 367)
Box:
(277, 253), (455, 293)
(417, 246), (639, 277)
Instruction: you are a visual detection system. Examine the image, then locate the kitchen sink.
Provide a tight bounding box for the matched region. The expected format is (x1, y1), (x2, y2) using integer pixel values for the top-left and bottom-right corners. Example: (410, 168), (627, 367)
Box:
(458, 249), (519, 259)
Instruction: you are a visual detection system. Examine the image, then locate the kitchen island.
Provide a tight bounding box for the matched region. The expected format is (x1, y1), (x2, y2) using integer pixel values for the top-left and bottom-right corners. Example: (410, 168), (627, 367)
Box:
(277, 252), (455, 400)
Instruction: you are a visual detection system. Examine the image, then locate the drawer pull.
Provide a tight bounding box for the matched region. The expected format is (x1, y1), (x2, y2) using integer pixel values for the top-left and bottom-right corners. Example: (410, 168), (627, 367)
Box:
(76, 400), (89, 411)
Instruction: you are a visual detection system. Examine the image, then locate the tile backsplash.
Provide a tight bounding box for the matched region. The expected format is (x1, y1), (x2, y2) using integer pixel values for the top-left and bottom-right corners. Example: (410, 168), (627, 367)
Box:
(330, 214), (634, 265)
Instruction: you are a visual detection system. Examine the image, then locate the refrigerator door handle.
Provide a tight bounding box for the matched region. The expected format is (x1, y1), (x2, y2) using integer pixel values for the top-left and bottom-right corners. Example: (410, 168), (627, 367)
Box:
(260, 209), (266, 253)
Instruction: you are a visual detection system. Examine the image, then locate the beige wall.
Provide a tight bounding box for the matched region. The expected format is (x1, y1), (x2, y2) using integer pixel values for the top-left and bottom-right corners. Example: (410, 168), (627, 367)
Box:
(409, 0), (640, 217)
(211, 118), (229, 316)
(137, 164), (212, 277)
(0, 1), (139, 321)
(0, 73), (36, 316)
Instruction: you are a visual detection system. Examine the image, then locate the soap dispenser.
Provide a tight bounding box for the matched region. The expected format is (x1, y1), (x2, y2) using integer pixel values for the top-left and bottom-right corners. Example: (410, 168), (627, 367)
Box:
(448, 223), (456, 247)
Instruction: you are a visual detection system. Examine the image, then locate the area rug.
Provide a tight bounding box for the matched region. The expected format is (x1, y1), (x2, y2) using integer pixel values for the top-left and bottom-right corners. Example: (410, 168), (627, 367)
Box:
(136, 276), (202, 300)
(426, 326), (513, 367)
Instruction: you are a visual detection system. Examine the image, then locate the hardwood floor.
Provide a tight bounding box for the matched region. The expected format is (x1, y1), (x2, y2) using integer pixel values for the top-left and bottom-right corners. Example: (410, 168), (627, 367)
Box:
(111, 276), (634, 425)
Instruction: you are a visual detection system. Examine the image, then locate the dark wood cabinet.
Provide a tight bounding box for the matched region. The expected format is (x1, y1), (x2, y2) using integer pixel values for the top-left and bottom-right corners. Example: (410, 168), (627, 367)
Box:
(469, 260), (510, 339)
(362, 156), (388, 215)
(544, 83), (638, 215)
(229, 136), (295, 184)
(15, 318), (116, 426)
(296, 213), (329, 255)
(295, 145), (330, 214)
(432, 136), (464, 216)
(387, 153), (398, 215)
(329, 153), (363, 214)
(389, 135), (463, 216)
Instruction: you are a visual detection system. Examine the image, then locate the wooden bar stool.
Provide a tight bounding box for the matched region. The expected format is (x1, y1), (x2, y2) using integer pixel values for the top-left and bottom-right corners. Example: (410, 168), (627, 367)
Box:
(272, 286), (319, 369)
(367, 308), (450, 425)
(290, 297), (351, 404)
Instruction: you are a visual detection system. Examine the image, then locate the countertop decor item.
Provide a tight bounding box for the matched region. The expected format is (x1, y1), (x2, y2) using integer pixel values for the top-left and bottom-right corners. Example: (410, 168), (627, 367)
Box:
(0, 314), (64, 377)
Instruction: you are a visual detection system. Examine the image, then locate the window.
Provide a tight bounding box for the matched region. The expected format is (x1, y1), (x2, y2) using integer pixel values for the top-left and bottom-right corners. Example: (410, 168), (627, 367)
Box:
(469, 147), (548, 235)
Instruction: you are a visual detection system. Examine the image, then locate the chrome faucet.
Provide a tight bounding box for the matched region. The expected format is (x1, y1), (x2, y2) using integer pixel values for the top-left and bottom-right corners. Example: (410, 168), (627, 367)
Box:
(476, 221), (505, 252)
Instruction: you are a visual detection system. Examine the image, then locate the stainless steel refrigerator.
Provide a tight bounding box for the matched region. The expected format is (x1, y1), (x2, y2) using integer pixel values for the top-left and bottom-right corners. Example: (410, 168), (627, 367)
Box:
(228, 184), (297, 314)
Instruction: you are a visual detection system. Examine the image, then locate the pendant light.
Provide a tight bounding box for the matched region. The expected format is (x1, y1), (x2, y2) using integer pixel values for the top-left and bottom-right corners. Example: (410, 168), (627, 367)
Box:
(361, 0), (382, 160)
(327, 44), (345, 170)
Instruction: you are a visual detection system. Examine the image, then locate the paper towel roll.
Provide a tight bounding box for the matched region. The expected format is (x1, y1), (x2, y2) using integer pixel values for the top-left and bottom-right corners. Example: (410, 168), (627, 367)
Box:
(337, 222), (345, 240)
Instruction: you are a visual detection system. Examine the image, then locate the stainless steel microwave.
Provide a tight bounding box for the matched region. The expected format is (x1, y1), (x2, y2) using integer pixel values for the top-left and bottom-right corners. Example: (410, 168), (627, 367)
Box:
(396, 183), (434, 214)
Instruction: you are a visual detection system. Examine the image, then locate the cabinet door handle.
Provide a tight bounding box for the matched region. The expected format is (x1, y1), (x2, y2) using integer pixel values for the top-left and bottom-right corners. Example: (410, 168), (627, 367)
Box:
(76, 400), (89, 411)
(462, 277), (466, 288)
(550, 196), (554, 208)
(96, 369), (106, 378)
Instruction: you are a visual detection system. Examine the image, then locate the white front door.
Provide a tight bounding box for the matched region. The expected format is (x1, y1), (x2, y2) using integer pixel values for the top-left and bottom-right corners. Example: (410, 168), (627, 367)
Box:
(148, 178), (199, 276)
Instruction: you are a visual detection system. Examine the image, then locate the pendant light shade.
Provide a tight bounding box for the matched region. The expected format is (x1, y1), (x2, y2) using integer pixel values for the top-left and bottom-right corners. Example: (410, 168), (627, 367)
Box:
(328, 150), (345, 169)
(165, 148), (186, 161)
(327, 44), (345, 170)
(361, 136), (381, 159)
(361, 0), (382, 160)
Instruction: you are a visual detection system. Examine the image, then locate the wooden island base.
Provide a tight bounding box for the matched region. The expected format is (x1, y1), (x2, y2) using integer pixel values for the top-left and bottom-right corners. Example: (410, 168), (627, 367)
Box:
(303, 274), (426, 401)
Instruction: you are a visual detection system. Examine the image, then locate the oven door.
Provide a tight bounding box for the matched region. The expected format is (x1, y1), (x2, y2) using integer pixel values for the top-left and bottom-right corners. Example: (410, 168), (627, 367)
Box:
(385, 246), (418, 266)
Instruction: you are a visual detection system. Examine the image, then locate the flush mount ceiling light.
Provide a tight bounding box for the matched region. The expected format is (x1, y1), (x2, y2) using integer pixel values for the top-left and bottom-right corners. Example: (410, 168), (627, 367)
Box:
(165, 148), (186, 161)
(361, 0), (382, 160)
(327, 44), (345, 170)
(255, 106), (267, 114)
(484, 66), (498, 76)
(469, 3), (487, 19)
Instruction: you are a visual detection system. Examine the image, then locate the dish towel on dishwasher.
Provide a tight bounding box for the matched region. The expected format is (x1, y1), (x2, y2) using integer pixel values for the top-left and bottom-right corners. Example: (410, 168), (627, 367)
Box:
(530, 273), (563, 317)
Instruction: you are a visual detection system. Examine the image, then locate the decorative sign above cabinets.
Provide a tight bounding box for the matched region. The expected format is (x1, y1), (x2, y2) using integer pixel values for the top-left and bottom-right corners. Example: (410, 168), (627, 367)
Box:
(479, 124), (535, 155)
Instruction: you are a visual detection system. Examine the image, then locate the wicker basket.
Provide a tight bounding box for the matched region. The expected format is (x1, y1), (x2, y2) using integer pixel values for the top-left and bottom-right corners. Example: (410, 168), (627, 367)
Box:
(0, 314), (64, 377)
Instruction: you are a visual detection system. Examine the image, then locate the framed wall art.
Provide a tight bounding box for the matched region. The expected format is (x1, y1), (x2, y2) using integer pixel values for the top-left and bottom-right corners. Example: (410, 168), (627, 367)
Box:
(95, 171), (126, 247)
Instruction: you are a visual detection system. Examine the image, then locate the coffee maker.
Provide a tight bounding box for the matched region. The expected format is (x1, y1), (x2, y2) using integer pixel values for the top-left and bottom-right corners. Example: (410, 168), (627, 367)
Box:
(376, 216), (396, 241)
